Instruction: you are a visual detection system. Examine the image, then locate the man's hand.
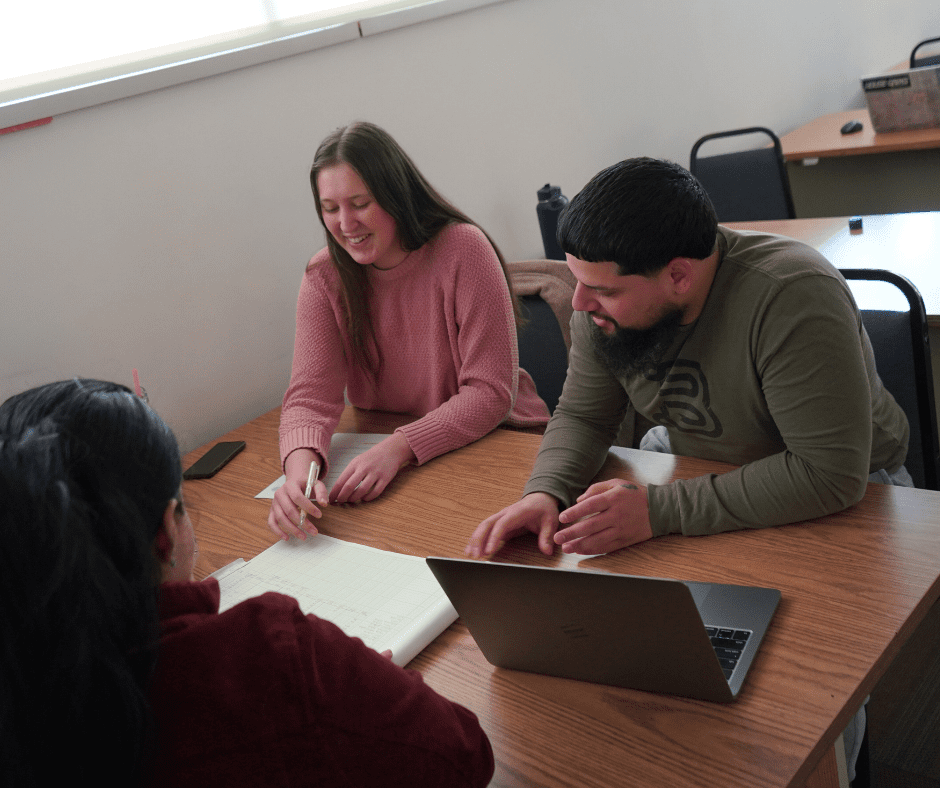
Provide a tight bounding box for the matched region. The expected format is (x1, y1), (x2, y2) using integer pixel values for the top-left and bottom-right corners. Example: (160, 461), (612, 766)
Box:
(329, 432), (416, 504)
(553, 479), (652, 554)
(268, 449), (328, 541)
(465, 492), (561, 558)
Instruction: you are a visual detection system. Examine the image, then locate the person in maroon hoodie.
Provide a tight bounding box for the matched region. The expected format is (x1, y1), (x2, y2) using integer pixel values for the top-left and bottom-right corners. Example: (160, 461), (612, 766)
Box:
(0, 379), (493, 788)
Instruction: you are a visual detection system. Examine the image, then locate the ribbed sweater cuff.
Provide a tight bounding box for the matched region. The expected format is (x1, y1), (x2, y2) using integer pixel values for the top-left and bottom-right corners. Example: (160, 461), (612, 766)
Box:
(395, 420), (455, 466)
(279, 427), (332, 475)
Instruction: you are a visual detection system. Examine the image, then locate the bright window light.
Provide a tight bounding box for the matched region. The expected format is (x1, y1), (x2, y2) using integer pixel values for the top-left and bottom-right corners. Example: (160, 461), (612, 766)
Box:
(3, 2), (268, 86)
(1, 2), (425, 88)
(1, 0), (479, 126)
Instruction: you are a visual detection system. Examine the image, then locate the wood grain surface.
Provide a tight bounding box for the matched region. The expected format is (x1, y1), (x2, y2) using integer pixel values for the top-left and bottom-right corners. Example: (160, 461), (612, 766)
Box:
(780, 109), (940, 161)
(182, 407), (940, 788)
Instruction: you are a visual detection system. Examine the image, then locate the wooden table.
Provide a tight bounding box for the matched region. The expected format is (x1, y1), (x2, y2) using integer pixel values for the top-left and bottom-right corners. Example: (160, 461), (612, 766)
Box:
(726, 212), (940, 328)
(726, 217), (847, 249)
(780, 109), (940, 162)
(183, 407), (940, 788)
(778, 110), (940, 217)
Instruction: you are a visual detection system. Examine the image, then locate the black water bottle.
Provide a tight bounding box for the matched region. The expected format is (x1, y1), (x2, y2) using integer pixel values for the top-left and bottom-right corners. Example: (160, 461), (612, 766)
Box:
(536, 184), (568, 260)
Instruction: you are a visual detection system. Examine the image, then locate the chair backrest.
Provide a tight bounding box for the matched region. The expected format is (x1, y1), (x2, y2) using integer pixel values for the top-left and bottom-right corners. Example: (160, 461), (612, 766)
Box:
(910, 36), (940, 68)
(508, 260), (577, 415)
(507, 260), (641, 440)
(689, 127), (796, 222)
(518, 295), (568, 414)
(841, 269), (940, 490)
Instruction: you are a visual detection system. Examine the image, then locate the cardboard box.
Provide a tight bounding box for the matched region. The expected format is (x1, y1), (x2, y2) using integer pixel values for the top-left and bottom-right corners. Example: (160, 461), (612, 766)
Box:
(862, 65), (940, 133)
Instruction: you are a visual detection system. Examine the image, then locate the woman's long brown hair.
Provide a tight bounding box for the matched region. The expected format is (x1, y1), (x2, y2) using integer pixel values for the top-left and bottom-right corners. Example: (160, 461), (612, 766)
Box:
(309, 121), (522, 371)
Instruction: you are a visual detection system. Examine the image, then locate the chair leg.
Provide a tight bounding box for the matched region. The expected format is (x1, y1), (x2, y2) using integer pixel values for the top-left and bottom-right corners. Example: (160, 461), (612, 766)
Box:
(852, 711), (871, 787)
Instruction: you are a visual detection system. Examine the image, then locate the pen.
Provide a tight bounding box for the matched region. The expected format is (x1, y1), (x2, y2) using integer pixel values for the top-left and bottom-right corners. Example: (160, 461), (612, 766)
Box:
(299, 460), (320, 532)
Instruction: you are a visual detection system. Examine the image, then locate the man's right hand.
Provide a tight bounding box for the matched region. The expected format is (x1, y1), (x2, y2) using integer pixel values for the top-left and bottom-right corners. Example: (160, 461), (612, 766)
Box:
(465, 492), (561, 558)
(268, 449), (328, 541)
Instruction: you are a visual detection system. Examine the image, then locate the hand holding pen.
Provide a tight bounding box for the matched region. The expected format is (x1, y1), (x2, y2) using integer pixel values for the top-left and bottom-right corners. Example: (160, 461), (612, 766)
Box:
(298, 461), (320, 533)
(267, 449), (328, 541)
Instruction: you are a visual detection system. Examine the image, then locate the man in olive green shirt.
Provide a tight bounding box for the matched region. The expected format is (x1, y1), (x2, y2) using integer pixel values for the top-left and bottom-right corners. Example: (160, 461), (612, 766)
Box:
(467, 157), (909, 559)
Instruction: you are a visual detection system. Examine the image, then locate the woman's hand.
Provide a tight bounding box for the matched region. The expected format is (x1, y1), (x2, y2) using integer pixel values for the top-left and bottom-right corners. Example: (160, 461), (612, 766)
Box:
(330, 432), (416, 504)
(267, 449), (328, 541)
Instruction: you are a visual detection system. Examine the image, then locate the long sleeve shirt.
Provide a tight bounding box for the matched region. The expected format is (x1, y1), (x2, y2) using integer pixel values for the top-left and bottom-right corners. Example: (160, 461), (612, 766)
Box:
(280, 222), (549, 475)
(151, 579), (494, 787)
(524, 227), (908, 536)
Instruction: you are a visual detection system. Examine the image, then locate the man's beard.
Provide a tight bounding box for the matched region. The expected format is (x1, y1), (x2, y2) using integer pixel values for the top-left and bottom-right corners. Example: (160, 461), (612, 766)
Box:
(590, 308), (684, 379)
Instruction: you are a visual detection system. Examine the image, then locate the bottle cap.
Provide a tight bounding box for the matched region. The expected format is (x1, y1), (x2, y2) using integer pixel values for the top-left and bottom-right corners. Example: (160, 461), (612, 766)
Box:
(538, 183), (561, 201)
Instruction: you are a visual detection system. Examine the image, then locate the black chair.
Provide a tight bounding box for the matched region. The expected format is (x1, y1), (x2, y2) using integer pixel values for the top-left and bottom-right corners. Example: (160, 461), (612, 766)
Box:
(910, 36), (940, 68)
(689, 127), (796, 222)
(509, 260), (577, 415)
(841, 269), (940, 490)
(517, 294), (569, 414)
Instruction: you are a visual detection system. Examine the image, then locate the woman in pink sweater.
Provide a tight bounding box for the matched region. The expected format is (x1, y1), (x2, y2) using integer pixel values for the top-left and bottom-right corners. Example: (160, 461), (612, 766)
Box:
(269, 122), (549, 540)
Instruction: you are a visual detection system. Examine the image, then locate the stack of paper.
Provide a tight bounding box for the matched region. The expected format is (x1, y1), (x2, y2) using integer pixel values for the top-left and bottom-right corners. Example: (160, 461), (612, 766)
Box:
(213, 534), (457, 667)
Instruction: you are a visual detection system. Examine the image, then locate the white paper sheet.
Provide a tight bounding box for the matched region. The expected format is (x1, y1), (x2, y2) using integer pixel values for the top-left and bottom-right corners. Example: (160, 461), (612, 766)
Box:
(214, 534), (457, 666)
(255, 432), (389, 498)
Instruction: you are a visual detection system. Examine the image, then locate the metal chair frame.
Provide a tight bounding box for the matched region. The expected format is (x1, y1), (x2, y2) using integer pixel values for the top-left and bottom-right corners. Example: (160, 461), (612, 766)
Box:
(910, 36), (940, 69)
(689, 126), (796, 222)
(841, 268), (940, 490)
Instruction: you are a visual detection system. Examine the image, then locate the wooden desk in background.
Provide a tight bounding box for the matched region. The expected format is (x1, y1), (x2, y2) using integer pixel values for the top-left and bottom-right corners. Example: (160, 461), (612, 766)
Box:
(726, 212), (940, 328)
(183, 407), (940, 788)
(781, 109), (940, 162)
(778, 109), (940, 217)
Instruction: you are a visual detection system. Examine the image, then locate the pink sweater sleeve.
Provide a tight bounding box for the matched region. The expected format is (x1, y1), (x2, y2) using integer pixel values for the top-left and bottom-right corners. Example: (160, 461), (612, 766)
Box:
(279, 225), (549, 474)
(278, 250), (348, 474)
(393, 224), (543, 463)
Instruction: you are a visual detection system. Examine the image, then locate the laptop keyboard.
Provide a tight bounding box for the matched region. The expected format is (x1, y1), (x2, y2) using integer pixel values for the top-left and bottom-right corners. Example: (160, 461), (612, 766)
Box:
(704, 627), (752, 680)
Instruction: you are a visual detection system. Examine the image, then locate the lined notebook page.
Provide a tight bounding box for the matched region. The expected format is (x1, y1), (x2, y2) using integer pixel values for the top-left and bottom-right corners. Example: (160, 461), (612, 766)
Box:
(214, 534), (457, 666)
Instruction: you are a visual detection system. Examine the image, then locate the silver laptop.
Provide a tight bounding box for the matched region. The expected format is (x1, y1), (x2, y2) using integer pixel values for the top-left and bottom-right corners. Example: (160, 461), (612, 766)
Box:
(426, 557), (780, 702)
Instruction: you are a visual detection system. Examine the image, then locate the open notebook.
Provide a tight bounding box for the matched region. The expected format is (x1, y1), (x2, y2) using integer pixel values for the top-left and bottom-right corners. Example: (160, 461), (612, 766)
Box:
(212, 535), (457, 667)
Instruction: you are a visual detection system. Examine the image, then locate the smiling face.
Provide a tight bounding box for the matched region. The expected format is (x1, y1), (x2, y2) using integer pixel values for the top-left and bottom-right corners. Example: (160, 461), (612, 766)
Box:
(566, 254), (688, 378)
(566, 254), (677, 334)
(316, 161), (405, 270)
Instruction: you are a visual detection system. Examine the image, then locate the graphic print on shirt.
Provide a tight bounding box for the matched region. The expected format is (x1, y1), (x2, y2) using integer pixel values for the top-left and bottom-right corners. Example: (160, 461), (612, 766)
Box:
(648, 360), (723, 438)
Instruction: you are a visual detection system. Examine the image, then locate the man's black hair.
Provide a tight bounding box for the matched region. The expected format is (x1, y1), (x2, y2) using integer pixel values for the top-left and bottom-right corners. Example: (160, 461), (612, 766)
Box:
(557, 157), (718, 276)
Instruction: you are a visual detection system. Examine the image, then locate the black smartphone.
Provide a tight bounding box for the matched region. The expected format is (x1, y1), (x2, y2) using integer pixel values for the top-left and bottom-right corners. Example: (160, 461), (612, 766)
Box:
(183, 440), (246, 480)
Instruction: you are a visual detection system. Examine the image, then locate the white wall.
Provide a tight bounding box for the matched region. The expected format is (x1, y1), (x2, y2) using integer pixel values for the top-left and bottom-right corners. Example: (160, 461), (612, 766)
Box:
(3, 0), (939, 452)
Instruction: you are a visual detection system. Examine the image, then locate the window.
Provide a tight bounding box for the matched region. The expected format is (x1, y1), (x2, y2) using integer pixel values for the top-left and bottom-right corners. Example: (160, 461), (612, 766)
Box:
(0, 0), (503, 129)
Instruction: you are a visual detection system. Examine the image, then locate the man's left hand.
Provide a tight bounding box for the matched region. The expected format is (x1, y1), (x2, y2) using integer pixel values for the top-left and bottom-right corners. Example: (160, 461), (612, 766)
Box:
(554, 479), (653, 554)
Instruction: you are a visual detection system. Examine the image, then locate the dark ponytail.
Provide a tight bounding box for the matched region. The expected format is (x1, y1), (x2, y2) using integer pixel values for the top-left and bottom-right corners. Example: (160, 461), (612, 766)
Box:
(0, 379), (182, 786)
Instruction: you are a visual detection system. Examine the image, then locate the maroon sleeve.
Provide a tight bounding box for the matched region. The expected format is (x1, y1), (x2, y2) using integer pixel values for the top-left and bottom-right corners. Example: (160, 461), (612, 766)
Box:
(297, 608), (495, 787)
